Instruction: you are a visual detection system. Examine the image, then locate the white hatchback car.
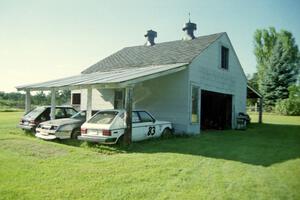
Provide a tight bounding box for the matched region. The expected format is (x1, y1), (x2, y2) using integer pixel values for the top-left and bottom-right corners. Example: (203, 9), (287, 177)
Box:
(78, 109), (173, 144)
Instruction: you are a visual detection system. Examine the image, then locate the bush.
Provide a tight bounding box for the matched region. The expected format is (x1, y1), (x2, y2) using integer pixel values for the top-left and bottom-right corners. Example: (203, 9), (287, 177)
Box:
(275, 98), (300, 116)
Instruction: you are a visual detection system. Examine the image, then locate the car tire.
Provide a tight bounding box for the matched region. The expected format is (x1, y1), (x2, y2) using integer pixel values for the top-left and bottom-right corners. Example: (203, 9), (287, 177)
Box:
(161, 128), (173, 139)
(71, 128), (80, 139)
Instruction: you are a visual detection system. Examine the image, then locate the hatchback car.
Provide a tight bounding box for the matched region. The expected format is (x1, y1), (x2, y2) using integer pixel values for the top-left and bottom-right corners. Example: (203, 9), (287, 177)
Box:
(35, 110), (98, 140)
(18, 106), (78, 132)
(78, 109), (173, 144)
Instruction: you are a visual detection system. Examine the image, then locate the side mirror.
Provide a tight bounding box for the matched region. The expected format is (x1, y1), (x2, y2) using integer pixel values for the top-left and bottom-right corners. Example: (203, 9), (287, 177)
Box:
(152, 119), (156, 123)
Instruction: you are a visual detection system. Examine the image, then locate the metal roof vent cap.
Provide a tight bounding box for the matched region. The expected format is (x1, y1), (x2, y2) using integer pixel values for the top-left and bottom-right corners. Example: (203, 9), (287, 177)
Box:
(144, 30), (157, 46)
(182, 20), (197, 40)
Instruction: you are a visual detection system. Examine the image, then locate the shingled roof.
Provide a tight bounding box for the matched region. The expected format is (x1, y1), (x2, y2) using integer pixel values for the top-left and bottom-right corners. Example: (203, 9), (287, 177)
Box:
(82, 32), (225, 74)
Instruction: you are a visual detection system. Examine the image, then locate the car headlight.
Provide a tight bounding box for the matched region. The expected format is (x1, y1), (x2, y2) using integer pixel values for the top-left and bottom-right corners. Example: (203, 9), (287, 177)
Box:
(51, 125), (58, 130)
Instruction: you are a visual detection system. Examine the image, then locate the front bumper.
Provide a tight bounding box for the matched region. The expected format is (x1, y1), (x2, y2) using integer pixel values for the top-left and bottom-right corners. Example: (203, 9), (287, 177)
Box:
(35, 128), (72, 140)
(78, 135), (118, 144)
(35, 132), (57, 140)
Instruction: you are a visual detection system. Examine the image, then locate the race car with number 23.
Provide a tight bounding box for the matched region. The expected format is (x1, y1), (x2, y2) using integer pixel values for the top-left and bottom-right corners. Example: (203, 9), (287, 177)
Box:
(79, 109), (173, 144)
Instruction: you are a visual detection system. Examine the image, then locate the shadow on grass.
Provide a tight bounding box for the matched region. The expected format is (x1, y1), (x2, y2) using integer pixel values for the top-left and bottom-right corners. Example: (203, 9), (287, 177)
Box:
(53, 123), (300, 167)
(124, 123), (300, 167)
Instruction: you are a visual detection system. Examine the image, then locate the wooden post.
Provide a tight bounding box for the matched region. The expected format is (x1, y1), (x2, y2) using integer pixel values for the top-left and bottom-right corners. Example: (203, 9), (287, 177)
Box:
(25, 89), (31, 114)
(50, 88), (56, 120)
(124, 87), (133, 145)
(258, 97), (263, 124)
(86, 87), (92, 121)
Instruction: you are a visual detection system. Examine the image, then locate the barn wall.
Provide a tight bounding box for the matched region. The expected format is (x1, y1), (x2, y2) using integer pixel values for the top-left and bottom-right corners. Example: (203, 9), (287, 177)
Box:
(133, 69), (189, 133)
(71, 88), (114, 111)
(188, 33), (247, 133)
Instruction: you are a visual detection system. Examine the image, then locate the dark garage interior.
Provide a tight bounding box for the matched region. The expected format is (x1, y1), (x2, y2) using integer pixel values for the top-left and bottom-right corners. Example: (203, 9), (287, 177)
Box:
(201, 90), (232, 130)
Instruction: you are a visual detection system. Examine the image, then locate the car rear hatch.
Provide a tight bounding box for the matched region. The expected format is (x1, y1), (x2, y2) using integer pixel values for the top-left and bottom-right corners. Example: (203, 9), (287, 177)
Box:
(81, 110), (120, 137)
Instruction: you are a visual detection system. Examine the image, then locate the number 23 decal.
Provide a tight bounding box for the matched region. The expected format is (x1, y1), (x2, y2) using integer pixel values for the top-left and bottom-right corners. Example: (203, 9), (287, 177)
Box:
(147, 126), (155, 136)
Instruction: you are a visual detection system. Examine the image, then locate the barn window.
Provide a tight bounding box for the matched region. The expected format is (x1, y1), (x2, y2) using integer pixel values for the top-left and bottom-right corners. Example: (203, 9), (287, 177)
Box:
(221, 46), (229, 70)
(114, 89), (125, 109)
(191, 86), (199, 123)
(72, 93), (81, 105)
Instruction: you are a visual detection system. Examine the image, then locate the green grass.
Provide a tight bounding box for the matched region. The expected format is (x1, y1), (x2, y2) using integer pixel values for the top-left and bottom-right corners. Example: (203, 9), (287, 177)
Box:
(0, 112), (300, 199)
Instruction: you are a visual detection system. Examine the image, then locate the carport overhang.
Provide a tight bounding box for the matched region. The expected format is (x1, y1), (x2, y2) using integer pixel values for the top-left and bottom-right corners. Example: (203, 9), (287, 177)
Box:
(16, 63), (188, 145)
(247, 85), (263, 123)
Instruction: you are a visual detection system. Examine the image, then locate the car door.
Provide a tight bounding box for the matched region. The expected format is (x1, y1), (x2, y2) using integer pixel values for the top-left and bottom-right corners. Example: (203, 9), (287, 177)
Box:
(131, 111), (145, 141)
(136, 111), (157, 140)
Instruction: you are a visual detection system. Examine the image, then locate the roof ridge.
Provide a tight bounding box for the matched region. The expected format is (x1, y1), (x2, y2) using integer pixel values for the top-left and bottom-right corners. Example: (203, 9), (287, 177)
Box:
(123, 32), (226, 49)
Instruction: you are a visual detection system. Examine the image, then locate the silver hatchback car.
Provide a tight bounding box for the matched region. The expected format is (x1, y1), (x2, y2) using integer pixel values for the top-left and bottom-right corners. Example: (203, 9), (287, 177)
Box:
(35, 111), (87, 140)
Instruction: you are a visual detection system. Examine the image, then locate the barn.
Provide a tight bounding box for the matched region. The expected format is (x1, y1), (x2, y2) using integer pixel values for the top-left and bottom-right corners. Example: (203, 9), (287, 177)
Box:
(17, 20), (250, 134)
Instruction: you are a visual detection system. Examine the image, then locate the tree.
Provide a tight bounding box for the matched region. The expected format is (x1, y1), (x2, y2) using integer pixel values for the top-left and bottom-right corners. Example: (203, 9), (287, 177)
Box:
(254, 27), (300, 109)
(32, 91), (49, 105)
(247, 72), (259, 91)
(261, 40), (299, 107)
(288, 85), (300, 99)
(247, 73), (259, 106)
(254, 27), (299, 92)
(254, 27), (277, 90)
(56, 90), (71, 105)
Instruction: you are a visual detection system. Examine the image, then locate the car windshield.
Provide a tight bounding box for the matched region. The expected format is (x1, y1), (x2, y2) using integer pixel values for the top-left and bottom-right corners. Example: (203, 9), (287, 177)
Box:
(24, 107), (46, 118)
(88, 111), (118, 124)
(71, 111), (86, 120)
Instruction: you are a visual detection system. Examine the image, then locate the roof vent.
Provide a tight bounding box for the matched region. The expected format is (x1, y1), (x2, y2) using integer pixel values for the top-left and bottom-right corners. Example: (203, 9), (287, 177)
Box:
(182, 15), (197, 40)
(144, 30), (157, 46)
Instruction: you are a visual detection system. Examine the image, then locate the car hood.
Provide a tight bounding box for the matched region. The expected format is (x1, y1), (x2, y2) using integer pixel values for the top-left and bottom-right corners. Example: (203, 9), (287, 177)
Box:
(41, 118), (83, 126)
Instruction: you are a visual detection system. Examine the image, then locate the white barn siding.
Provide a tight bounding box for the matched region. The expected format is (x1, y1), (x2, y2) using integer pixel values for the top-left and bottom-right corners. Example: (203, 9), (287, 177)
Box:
(187, 34), (247, 133)
(72, 89), (114, 111)
(133, 70), (189, 133)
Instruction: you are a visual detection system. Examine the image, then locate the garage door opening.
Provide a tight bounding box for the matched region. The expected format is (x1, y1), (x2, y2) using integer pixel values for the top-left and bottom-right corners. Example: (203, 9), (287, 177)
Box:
(201, 90), (232, 130)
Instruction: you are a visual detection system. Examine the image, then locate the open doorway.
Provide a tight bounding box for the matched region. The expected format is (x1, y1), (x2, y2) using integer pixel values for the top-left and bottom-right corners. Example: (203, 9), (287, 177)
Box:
(201, 90), (232, 130)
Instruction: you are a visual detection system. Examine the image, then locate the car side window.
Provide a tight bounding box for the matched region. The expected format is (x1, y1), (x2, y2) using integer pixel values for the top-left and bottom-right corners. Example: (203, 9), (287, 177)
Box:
(138, 111), (154, 123)
(40, 108), (50, 121)
(65, 108), (77, 118)
(55, 108), (65, 119)
(132, 111), (141, 123)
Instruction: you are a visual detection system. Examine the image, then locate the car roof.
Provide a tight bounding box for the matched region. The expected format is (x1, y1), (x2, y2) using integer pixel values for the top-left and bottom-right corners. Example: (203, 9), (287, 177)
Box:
(94, 109), (147, 112)
(40, 105), (75, 108)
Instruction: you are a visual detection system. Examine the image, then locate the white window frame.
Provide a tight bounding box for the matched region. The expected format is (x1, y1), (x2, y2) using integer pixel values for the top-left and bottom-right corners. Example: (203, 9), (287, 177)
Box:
(218, 42), (230, 71)
(190, 83), (200, 124)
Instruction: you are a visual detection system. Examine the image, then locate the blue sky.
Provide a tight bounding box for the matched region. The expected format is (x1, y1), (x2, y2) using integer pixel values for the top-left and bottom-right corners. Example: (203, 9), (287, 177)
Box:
(1, 0), (300, 92)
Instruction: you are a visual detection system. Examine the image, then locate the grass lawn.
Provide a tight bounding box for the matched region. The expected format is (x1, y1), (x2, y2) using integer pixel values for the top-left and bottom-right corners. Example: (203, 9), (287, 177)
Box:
(0, 112), (300, 199)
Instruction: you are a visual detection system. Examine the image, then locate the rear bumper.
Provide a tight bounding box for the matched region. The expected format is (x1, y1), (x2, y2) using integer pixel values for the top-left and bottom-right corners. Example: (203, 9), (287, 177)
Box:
(78, 135), (118, 144)
(18, 124), (35, 131)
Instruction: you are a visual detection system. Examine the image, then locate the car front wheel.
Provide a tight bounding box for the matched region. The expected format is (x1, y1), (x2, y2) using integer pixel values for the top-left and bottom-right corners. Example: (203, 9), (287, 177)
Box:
(71, 128), (81, 139)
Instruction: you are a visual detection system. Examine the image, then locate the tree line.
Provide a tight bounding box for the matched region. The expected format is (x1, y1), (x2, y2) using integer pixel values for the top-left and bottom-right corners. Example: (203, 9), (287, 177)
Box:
(0, 90), (71, 110)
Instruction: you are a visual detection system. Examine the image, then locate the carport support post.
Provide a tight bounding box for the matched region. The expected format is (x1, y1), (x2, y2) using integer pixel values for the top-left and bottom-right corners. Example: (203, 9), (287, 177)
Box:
(124, 87), (133, 145)
(50, 89), (56, 120)
(25, 89), (31, 114)
(258, 97), (263, 124)
(86, 87), (92, 121)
